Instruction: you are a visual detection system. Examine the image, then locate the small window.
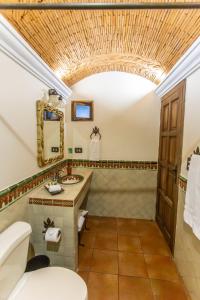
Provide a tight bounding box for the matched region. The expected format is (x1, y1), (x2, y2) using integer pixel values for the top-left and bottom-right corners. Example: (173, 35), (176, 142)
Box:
(71, 101), (93, 121)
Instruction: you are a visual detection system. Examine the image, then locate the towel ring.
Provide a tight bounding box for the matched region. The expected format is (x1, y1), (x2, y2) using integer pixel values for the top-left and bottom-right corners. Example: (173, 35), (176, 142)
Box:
(90, 126), (101, 140)
(187, 146), (200, 170)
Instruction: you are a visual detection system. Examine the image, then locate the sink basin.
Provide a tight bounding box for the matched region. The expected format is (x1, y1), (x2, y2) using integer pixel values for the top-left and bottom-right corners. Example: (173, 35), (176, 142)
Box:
(59, 174), (84, 185)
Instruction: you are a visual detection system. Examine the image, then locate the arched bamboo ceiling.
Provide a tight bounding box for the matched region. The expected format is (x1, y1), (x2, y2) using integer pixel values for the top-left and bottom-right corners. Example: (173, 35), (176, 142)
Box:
(2, 0), (200, 86)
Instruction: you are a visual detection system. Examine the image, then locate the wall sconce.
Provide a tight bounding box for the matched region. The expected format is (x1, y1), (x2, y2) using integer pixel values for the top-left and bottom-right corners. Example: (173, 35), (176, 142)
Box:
(48, 88), (59, 106)
(57, 95), (67, 108)
(48, 89), (66, 108)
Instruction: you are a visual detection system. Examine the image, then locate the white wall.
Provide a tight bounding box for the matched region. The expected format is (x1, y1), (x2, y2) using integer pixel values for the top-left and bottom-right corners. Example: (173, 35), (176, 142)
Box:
(66, 71), (161, 161)
(181, 68), (200, 177)
(0, 50), (66, 190)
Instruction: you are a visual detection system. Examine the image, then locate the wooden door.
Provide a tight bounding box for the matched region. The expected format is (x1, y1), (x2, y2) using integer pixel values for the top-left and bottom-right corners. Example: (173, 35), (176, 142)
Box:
(156, 81), (185, 252)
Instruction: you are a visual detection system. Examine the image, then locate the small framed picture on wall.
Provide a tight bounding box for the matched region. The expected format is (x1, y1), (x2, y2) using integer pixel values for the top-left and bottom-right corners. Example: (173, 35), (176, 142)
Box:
(71, 100), (94, 121)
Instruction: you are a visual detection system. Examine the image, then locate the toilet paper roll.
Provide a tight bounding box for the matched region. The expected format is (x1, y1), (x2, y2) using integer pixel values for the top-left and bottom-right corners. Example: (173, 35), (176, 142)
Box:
(79, 210), (88, 217)
(45, 227), (61, 243)
(78, 216), (85, 232)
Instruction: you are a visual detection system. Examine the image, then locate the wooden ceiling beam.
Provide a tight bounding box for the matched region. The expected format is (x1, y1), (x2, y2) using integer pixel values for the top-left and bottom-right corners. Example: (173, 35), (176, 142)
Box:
(1, 2), (200, 10)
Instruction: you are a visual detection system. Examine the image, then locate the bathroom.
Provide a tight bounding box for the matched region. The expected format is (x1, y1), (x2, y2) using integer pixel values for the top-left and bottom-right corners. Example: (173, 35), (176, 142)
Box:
(0, 2), (200, 300)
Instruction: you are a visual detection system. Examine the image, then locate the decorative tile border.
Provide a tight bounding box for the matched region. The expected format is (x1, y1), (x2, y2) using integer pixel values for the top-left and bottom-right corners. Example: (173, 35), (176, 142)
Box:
(178, 176), (187, 192)
(0, 159), (157, 212)
(0, 159), (67, 211)
(1, 158), (188, 211)
(29, 198), (73, 207)
(69, 159), (158, 170)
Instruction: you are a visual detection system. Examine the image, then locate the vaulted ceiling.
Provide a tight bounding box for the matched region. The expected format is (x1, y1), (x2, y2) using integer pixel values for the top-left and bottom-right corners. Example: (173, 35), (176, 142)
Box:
(2, 0), (200, 86)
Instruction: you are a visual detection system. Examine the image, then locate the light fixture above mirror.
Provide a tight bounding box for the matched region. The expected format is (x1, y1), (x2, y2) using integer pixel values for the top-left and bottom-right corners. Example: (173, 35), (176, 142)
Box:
(48, 88), (67, 108)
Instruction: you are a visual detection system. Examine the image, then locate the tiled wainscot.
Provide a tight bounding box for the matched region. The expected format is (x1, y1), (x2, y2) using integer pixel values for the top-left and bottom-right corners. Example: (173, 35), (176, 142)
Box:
(87, 168), (157, 219)
(175, 177), (200, 300)
(70, 160), (158, 220)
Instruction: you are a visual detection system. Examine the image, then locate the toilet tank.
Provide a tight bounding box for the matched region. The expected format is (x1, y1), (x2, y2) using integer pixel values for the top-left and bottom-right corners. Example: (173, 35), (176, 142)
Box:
(0, 222), (32, 300)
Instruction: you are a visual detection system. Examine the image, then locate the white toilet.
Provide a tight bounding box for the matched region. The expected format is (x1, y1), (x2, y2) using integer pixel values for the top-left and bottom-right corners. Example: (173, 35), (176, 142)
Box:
(0, 222), (87, 300)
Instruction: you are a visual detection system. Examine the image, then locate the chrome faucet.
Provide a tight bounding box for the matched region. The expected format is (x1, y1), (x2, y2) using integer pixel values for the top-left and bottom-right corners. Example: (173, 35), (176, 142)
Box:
(53, 169), (64, 182)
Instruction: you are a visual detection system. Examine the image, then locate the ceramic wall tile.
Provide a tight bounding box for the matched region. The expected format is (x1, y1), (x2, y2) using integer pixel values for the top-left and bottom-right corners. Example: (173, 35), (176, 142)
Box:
(0, 194), (28, 232)
(64, 255), (76, 270)
(86, 169), (157, 219)
(33, 242), (45, 254)
(174, 188), (200, 300)
(28, 203), (76, 269)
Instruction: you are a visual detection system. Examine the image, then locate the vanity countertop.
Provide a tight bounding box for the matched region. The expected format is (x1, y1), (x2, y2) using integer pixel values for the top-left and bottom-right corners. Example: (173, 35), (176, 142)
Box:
(29, 169), (93, 207)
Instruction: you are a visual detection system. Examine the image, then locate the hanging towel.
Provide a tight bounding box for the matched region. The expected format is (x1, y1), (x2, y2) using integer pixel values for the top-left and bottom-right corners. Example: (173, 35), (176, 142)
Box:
(89, 135), (100, 161)
(184, 154), (200, 239)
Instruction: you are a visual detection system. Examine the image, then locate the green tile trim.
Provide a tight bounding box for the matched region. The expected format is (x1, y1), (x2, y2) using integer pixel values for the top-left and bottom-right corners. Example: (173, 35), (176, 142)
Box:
(0, 159), (66, 197)
(178, 175), (187, 191)
(0, 159), (67, 212)
(179, 175), (187, 182)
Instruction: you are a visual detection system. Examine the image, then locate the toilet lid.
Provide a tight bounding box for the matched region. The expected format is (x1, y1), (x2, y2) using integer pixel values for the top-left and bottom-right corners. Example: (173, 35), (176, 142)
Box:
(8, 267), (87, 300)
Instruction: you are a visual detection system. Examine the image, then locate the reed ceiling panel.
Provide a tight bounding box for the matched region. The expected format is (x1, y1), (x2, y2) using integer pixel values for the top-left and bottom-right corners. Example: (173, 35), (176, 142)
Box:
(1, 0), (200, 85)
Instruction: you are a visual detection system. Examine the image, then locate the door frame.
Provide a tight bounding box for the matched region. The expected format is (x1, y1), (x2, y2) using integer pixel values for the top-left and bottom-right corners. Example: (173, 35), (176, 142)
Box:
(156, 80), (186, 253)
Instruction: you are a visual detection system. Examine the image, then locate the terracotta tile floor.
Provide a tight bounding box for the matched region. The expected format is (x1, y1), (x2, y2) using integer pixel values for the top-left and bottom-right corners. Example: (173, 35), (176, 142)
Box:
(77, 216), (189, 300)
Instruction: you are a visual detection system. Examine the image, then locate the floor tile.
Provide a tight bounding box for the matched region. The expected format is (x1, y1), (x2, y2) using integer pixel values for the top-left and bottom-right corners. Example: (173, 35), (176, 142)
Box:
(80, 231), (96, 248)
(78, 217), (189, 300)
(78, 247), (93, 271)
(88, 272), (118, 300)
(140, 235), (171, 256)
(97, 217), (117, 232)
(117, 218), (139, 236)
(94, 232), (118, 250)
(86, 216), (100, 232)
(77, 271), (89, 284)
(151, 279), (188, 300)
(145, 254), (180, 282)
(90, 249), (118, 274)
(88, 216), (101, 220)
(118, 252), (148, 277)
(118, 235), (142, 253)
(119, 276), (154, 300)
(134, 220), (162, 238)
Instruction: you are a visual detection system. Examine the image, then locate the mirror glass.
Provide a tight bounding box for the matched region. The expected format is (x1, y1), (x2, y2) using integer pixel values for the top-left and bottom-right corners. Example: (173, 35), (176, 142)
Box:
(37, 101), (64, 167)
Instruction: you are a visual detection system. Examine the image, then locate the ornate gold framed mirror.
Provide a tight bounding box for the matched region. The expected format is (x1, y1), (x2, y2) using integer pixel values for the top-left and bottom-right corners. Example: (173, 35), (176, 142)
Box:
(36, 100), (64, 167)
